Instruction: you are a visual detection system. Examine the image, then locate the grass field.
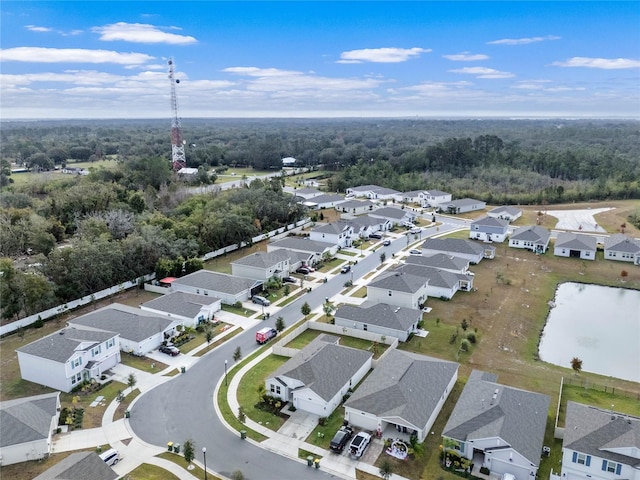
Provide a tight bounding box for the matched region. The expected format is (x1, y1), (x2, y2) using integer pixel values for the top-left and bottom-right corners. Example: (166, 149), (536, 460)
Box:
(156, 452), (223, 480)
(127, 463), (181, 480)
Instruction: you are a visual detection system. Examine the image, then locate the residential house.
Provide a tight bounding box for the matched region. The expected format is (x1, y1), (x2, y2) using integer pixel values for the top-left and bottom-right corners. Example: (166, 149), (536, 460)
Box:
(367, 269), (429, 310)
(420, 190), (452, 208)
(292, 187), (323, 200)
(405, 253), (471, 275)
(469, 216), (510, 243)
(346, 184), (400, 201)
(309, 221), (354, 248)
(171, 270), (263, 304)
(0, 392), (61, 465)
(265, 335), (372, 416)
(442, 370), (550, 480)
(231, 249), (291, 281)
(509, 226), (551, 254)
(334, 302), (422, 342)
(604, 234), (640, 264)
(421, 238), (495, 264)
(140, 291), (221, 328)
(344, 349), (458, 442)
(346, 215), (391, 239)
(303, 194), (346, 210)
(337, 199), (375, 216)
(268, 237), (338, 265)
(33, 451), (118, 480)
(282, 156), (297, 166)
(369, 206), (416, 226)
(395, 190), (425, 204)
(439, 198), (486, 214)
(17, 328), (120, 392)
(487, 206), (522, 223)
(559, 401), (640, 480)
(67, 304), (179, 356)
(396, 264), (474, 300)
(554, 232), (597, 260)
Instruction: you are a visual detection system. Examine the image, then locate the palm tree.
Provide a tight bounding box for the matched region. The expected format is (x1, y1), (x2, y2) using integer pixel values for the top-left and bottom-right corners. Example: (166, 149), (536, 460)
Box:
(379, 460), (393, 479)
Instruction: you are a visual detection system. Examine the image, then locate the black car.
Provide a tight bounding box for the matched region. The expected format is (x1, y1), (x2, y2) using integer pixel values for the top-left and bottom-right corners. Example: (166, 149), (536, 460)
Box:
(160, 345), (180, 356)
(369, 233), (383, 240)
(282, 276), (297, 284)
(329, 425), (353, 452)
(383, 239), (391, 246)
(296, 266), (310, 275)
(340, 265), (351, 274)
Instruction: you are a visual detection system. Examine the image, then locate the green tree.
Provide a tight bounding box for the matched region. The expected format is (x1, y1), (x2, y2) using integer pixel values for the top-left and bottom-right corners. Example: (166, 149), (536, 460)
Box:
(379, 460), (393, 480)
(301, 302), (311, 317)
(275, 316), (285, 332)
(323, 301), (334, 318)
(183, 439), (195, 465)
(233, 346), (242, 362)
(205, 328), (214, 344)
(127, 373), (137, 392)
(379, 252), (386, 264)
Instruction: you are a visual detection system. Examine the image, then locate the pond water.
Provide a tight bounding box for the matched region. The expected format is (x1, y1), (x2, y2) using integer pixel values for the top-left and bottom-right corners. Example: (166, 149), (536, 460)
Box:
(538, 282), (640, 383)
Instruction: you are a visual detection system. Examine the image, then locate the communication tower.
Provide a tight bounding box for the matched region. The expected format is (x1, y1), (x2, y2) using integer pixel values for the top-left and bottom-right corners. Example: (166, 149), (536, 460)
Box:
(168, 58), (186, 170)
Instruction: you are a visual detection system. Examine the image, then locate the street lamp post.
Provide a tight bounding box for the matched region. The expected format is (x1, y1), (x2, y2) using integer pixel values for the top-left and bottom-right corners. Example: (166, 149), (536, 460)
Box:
(224, 359), (228, 386)
(202, 447), (207, 480)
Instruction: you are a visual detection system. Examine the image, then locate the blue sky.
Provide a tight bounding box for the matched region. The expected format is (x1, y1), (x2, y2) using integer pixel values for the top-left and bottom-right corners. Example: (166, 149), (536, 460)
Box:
(1, 1), (639, 119)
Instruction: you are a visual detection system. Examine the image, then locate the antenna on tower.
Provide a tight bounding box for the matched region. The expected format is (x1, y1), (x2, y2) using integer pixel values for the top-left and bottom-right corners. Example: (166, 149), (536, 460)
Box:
(168, 58), (186, 171)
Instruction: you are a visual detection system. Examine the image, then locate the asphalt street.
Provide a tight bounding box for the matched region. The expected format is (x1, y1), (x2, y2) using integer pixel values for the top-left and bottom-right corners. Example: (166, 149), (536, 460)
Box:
(129, 213), (463, 479)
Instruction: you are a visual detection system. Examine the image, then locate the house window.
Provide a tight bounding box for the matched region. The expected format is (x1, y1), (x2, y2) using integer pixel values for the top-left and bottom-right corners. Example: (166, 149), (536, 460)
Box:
(602, 460), (621, 474)
(92, 345), (102, 357)
(572, 452), (591, 466)
(106, 338), (115, 349)
(72, 357), (82, 368)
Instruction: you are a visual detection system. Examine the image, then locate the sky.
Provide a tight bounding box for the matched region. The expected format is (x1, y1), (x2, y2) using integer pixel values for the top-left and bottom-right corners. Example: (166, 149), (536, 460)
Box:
(1, 1), (639, 119)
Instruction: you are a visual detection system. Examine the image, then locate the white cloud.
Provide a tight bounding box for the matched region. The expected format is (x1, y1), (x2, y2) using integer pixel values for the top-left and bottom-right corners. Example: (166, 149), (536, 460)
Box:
(552, 57), (640, 69)
(25, 25), (53, 32)
(93, 22), (197, 45)
(487, 35), (561, 45)
(443, 52), (489, 61)
(222, 67), (303, 77)
(0, 47), (154, 65)
(512, 80), (585, 92)
(337, 47), (430, 64)
(449, 66), (514, 79)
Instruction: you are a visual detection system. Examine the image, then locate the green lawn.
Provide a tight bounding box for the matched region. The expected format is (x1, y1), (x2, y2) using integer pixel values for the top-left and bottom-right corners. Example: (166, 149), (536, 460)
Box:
(284, 329), (322, 349)
(316, 257), (345, 272)
(277, 290), (307, 306)
(221, 304), (257, 317)
(127, 463), (181, 480)
(307, 408), (346, 448)
(557, 382), (640, 427)
(350, 286), (368, 298)
(120, 352), (168, 373)
(156, 452), (223, 480)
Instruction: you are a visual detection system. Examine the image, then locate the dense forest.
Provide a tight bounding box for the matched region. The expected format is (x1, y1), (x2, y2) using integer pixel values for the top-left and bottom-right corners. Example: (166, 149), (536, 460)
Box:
(1, 119), (639, 321)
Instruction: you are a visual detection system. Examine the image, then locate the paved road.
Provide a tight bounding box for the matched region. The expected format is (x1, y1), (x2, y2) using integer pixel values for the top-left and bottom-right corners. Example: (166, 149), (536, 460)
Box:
(130, 216), (462, 479)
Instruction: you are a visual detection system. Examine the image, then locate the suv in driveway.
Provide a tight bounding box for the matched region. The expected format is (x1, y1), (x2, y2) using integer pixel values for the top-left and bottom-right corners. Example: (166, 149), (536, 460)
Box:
(160, 345), (180, 356)
(349, 431), (372, 458)
(251, 295), (271, 306)
(330, 425), (353, 452)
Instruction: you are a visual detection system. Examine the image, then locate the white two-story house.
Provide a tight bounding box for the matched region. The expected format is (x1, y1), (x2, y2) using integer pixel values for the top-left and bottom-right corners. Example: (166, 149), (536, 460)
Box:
(367, 269), (429, 310)
(420, 190), (452, 208)
(309, 221), (354, 248)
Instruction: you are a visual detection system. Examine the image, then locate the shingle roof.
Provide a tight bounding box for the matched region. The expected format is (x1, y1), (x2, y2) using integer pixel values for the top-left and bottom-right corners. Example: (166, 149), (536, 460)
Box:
(471, 216), (510, 229)
(421, 238), (486, 256)
(339, 200), (375, 210)
(17, 328), (117, 363)
(350, 185), (400, 195)
(347, 215), (387, 229)
(334, 302), (421, 331)
(368, 269), (427, 293)
(510, 225), (551, 243)
(172, 270), (261, 295)
(68, 304), (174, 342)
(555, 232), (597, 251)
(424, 189), (450, 197)
(33, 451), (118, 480)
(295, 188), (322, 196)
(405, 253), (470, 272)
(141, 291), (219, 318)
(563, 402), (640, 467)
(396, 264), (466, 289)
(345, 350), (458, 430)
(370, 207), (409, 220)
(0, 392), (59, 448)
(443, 370), (550, 466)
(273, 336), (372, 401)
(232, 249), (291, 268)
(305, 194), (345, 204)
(402, 190), (426, 198)
(604, 234), (640, 254)
(269, 237), (335, 253)
(311, 222), (352, 235)
(489, 206), (522, 217)
(442, 198), (486, 208)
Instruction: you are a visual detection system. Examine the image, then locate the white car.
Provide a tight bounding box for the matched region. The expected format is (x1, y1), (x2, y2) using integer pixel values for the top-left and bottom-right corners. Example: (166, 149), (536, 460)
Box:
(348, 431), (371, 459)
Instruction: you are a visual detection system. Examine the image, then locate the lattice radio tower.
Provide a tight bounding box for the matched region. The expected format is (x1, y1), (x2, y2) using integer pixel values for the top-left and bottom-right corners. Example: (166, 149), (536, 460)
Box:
(168, 58), (186, 170)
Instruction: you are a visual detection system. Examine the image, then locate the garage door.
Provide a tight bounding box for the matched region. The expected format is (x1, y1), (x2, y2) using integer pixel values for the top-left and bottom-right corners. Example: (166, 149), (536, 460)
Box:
(490, 459), (530, 480)
(294, 396), (326, 416)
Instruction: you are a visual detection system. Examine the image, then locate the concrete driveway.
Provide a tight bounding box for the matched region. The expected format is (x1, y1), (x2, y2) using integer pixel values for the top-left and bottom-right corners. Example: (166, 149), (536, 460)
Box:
(546, 207), (613, 232)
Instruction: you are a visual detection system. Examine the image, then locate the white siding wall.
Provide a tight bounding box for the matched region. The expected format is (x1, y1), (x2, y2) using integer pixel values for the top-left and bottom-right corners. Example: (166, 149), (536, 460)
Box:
(604, 250), (638, 263)
(425, 284), (457, 300)
(0, 438), (51, 466)
(17, 352), (72, 392)
(334, 317), (411, 342)
(367, 287), (426, 310)
(231, 264), (269, 281)
(293, 387), (327, 416)
(487, 448), (534, 480)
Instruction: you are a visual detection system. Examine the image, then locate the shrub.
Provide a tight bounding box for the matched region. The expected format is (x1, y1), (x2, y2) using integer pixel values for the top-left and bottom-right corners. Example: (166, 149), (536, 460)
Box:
(460, 339), (470, 352)
(466, 332), (477, 344)
(33, 316), (44, 328)
(318, 417), (327, 426)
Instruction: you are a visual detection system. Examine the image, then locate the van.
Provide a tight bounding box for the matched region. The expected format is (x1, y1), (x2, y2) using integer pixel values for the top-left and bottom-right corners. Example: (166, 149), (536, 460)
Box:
(100, 448), (121, 466)
(251, 295), (271, 306)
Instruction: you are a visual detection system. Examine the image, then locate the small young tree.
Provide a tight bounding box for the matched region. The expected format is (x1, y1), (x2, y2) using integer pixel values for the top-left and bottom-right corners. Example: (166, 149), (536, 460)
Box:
(301, 302), (311, 317)
(127, 373), (137, 392)
(323, 301), (334, 319)
(237, 406), (246, 423)
(283, 284), (290, 297)
(183, 439), (195, 465)
(205, 327), (214, 344)
(379, 252), (386, 264)
(233, 346), (242, 362)
(275, 316), (285, 332)
(379, 459), (393, 479)
(570, 357), (583, 374)
(461, 318), (469, 331)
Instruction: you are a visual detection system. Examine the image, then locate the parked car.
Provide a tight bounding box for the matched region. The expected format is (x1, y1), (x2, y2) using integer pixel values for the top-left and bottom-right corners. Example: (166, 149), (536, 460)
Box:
(330, 425), (353, 452)
(383, 239), (391, 246)
(282, 276), (297, 284)
(160, 345), (180, 356)
(369, 232), (383, 240)
(349, 431), (372, 458)
(340, 265), (351, 274)
(100, 448), (121, 466)
(252, 295), (271, 306)
(296, 266), (311, 275)
(409, 249), (422, 255)
(409, 227), (422, 234)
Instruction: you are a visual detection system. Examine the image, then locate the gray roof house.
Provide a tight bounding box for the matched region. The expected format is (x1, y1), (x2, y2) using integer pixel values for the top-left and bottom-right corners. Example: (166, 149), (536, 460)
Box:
(334, 302), (422, 342)
(33, 451), (118, 480)
(0, 392), (61, 466)
(509, 226), (551, 253)
(268, 237), (338, 265)
(309, 221), (354, 248)
(292, 187), (323, 199)
(265, 335), (372, 416)
(603, 233), (640, 264)
(470, 216), (510, 243)
(442, 370), (550, 480)
(303, 193), (346, 209)
(487, 206), (522, 223)
(559, 402), (640, 480)
(337, 199), (375, 215)
(345, 215), (391, 238)
(140, 291), (221, 328)
(439, 198), (486, 214)
(369, 206), (416, 225)
(345, 349), (459, 442)
(346, 184), (400, 200)
(554, 232), (597, 261)
(405, 253), (471, 274)
(171, 270), (263, 304)
(17, 328), (120, 392)
(421, 238), (496, 263)
(396, 264), (474, 299)
(367, 269), (429, 310)
(67, 304), (179, 356)
(420, 190), (452, 207)
(395, 190), (426, 204)
(231, 249), (292, 281)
